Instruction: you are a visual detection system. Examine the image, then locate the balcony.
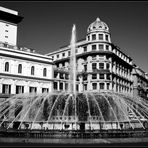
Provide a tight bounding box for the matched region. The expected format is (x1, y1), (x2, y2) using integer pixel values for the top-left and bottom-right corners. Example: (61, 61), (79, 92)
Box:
(53, 67), (69, 74)
(91, 69), (110, 74)
(77, 69), (110, 76)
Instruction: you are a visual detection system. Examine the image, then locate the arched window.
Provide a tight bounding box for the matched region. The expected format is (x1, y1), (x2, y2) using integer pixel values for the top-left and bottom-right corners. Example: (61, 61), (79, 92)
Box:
(18, 64), (22, 74)
(31, 66), (35, 75)
(43, 68), (47, 77)
(5, 62), (9, 72)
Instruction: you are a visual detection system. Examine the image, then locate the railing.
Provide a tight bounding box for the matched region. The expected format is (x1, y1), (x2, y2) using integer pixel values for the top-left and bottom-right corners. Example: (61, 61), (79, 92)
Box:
(0, 41), (35, 53)
(53, 67), (69, 73)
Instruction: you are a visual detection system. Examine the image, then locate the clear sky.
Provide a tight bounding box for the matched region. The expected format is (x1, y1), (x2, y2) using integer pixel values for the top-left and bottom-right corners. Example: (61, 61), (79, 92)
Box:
(1, 1), (148, 73)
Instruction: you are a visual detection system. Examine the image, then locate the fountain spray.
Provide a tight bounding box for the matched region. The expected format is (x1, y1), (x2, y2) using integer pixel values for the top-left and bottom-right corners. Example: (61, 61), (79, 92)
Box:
(69, 24), (77, 129)
(69, 24), (77, 95)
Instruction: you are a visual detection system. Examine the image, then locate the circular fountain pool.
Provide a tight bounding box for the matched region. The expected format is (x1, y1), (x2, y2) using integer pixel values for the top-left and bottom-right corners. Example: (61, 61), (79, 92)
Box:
(0, 91), (148, 131)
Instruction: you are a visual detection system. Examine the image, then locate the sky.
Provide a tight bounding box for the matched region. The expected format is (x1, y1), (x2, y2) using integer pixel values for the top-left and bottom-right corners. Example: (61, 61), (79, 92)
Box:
(1, 1), (148, 73)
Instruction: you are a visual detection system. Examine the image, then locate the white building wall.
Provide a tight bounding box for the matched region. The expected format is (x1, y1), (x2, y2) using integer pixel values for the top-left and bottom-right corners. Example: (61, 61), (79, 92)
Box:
(0, 22), (17, 46)
(0, 47), (53, 95)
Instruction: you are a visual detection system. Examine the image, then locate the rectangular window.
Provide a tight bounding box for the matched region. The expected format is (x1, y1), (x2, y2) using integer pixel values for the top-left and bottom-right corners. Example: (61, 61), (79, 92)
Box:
(65, 74), (69, 79)
(107, 74), (110, 80)
(62, 53), (65, 57)
(60, 73), (64, 79)
(83, 75), (87, 81)
(92, 83), (97, 90)
(76, 84), (79, 91)
(92, 34), (96, 40)
(5, 36), (8, 38)
(100, 83), (104, 89)
(92, 45), (96, 51)
(99, 34), (103, 40)
(92, 63), (97, 70)
(54, 72), (58, 78)
(5, 30), (8, 32)
(2, 84), (11, 94)
(84, 46), (87, 52)
(68, 51), (70, 56)
(84, 84), (87, 90)
(76, 76), (79, 81)
(29, 87), (37, 93)
(99, 44), (104, 50)
(107, 83), (110, 90)
(99, 74), (104, 79)
(65, 83), (68, 90)
(57, 54), (59, 58)
(106, 63), (110, 70)
(84, 65), (87, 71)
(92, 74), (97, 79)
(60, 83), (63, 90)
(16, 85), (24, 94)
(106, 45), (109, 50)
(99, 63), (104, 69)
(42, 88), (49, 93)
(54, 82), (58, 90)
(105, 35), (109, 41)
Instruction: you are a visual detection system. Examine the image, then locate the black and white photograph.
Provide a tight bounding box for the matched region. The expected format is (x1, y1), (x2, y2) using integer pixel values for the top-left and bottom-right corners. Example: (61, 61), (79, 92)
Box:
(0, 1), (148, 147)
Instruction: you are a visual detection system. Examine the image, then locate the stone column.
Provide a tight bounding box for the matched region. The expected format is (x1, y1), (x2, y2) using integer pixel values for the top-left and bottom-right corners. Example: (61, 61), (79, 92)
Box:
(57, 81), (60, 91)
(63, 82), (65, 91)
(97, 82), (99, 90)
(104, 62), (106, 70)
(0, 82), (2, 93)
(11, 80), (16, 94)
(79, 77), (83, 92)
(104, 82), (107, 90)
(49, 82), (53, 93)
(113, 77), (116, 92)
(37, 83), (42, 94)
(24, 82), (29, 93)
(87, 74), (91, 91)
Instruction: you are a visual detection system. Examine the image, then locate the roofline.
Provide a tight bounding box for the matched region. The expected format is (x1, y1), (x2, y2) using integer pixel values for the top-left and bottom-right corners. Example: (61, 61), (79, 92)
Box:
(45, 39), (86, 56)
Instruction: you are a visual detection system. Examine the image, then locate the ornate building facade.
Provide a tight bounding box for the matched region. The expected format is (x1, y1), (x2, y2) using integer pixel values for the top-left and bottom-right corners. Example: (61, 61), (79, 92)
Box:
(0, 6), (148, 101)
(46, 18), (134, 95)
(0, 7), (53, 97)
(132, 65), (148, 99)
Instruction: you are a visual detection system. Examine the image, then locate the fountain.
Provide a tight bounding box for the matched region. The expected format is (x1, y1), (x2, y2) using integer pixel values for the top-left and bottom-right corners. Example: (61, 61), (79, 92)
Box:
(0, 24), (148, 142)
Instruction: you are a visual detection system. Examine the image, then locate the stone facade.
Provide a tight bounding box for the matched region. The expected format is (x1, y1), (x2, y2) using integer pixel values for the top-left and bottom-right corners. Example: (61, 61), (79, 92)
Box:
(47, 18), (134, 96)
(0, 42), (53, 95)
(0, 7), (53, 96)
(0, 6), (148, 100)
(132, 65), (148, 99)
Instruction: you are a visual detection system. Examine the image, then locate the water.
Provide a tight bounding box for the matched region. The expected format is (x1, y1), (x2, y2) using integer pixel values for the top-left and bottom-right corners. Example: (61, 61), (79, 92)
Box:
(0, 91), (148, 130)
(69, 24), (77, 95)
(0, 25), (148, 131)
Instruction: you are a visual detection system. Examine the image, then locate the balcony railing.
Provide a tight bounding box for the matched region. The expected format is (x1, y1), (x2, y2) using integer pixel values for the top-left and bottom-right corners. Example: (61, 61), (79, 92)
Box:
(92, 69), (110, 73)
(53, 67), (69, 73)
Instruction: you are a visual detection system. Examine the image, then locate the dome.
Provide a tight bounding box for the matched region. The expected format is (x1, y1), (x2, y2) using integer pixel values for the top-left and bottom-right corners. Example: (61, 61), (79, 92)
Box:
(87, 17), (109, 33)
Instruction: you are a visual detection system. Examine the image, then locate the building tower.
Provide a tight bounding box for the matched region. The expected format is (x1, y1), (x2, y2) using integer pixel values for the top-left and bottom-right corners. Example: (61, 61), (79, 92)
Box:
(46, 17), (133, 94)
(78, 17), (112, 91)
(86, 17), (111, 43)
(0, 6), (23, 46)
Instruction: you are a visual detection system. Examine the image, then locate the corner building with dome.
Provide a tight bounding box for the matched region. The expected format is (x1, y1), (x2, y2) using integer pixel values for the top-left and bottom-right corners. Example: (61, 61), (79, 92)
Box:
(47, 18), (134, 95)
(0, 6), (148, 101)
